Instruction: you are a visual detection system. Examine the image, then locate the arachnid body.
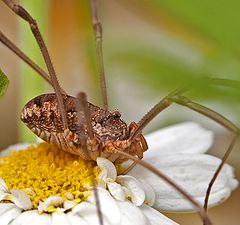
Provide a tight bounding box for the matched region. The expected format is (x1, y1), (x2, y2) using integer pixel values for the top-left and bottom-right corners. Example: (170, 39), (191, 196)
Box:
(21, 93), (147, 162)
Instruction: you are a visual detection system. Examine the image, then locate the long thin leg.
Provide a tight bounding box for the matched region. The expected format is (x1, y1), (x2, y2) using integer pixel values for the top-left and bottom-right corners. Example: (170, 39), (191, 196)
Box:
(131, 92), (239, 140)
(2, 0), (68, 130)
(130, 88), (186, 141)
(78, 134), (90, 160)
(130, 91), (239, 213)
(74, 93), (91, 160)
(115, 150), (212, 225)
(90, 0), (108, 109)
(89, 2), (107, 224)
(204, 134), (239, 211)
(76, 92), (103, 225)
(93, 188), (104, 225)
(206, 77), (240, 89)
(77, 92), (94, 139)
(121, 161), (137, 175)
(170, 95), (239, 134)
(0, 31), (52, 86)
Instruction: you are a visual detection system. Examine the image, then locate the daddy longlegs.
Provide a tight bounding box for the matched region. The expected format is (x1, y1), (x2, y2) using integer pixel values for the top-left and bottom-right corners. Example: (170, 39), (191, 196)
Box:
(0, 0), (239, 225)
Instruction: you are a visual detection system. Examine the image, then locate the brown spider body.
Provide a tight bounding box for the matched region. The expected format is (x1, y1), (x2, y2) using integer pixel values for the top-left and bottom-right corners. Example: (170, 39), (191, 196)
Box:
(21, 93), (148, 162)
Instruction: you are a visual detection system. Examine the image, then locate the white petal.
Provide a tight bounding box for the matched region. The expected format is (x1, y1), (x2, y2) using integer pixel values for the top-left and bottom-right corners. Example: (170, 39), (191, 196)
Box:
(0, 203), (22, 225)
(65, 192), (74, 200)
(0, 179), (8, 201)
(36, 137), (44, 143)
(98, 168), (108, 188)
(0, 143), (32, 157)
(107, 181), (126, 201)
(67, 211), (88, 225)
(97, 158), (117, 180)
(145, 122), (213, 157)
(0, 203), (20, 216)
(63, 200), (76, 211)
(0, 178), (9, 192)
(38, 196), (64, 213)
(117, 201), (148, 225)
(87, 188), (121, 225)
(117, 175), (145, 206)
(10, 210), (34, 225)
(51, 212), (70, 225)
(138, 180), (156, 206)
(72, 202), (110, 225)
(130, 153), (238, 212)
(0, 191), (8, 201)
(10, 210), (51, 225)
(140, 204), (179, 225)
(9, 190), (32, 210)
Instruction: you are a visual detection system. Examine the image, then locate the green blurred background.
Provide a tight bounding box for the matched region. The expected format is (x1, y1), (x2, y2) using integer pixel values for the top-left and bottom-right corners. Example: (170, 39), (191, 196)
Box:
(0, 0), (239, 224)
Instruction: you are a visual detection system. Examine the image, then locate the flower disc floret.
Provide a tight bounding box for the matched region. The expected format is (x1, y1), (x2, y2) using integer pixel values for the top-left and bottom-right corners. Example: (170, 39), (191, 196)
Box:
(0, 143), (99, 209)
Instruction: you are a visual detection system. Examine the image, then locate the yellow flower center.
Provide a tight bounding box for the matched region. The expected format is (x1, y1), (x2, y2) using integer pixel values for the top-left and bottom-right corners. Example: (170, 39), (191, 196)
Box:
(0, 143), (99, 209)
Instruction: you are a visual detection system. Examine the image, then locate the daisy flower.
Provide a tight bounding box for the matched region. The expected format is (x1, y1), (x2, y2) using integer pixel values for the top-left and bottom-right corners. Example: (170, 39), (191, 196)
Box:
(0, 122), (238, 225)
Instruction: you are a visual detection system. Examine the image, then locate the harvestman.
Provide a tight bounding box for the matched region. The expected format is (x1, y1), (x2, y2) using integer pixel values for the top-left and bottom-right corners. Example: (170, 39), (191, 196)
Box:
(0, 0), (239, 225)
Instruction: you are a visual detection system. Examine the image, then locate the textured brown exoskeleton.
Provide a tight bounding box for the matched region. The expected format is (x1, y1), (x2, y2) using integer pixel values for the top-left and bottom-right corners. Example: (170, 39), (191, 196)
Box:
(21, 93), (148, 162)
(1, 0), (240, 224)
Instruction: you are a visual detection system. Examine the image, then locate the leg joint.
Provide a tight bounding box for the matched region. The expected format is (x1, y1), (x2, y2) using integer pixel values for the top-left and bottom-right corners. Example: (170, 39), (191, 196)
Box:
(170, 95), (190, 105)
(13, 4), (35, 24)
(93, 22), (102, 38)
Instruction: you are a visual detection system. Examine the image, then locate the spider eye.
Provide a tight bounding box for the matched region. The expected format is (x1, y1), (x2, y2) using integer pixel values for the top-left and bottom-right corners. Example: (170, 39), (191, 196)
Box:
(112, 111), (121, 118)
(33, 97), (42, 107)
